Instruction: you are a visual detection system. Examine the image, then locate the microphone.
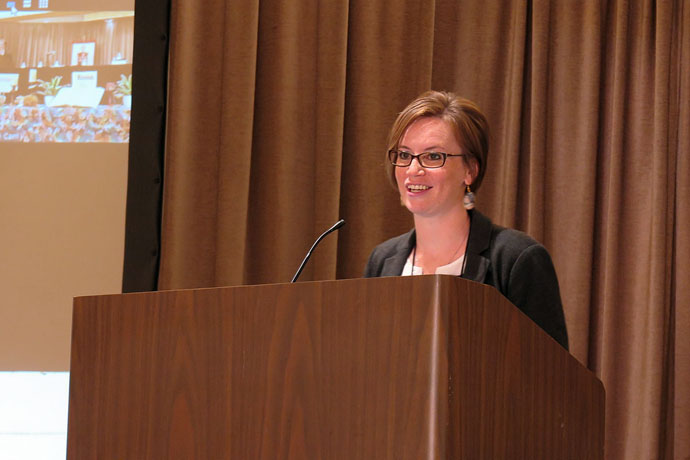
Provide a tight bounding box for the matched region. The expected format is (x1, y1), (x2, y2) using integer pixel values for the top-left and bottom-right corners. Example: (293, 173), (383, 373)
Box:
(291, 219), (345, 283)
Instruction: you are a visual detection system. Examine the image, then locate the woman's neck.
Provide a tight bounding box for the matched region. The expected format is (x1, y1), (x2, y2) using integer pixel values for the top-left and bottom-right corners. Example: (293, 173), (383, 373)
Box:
(412, 206), (471, 271)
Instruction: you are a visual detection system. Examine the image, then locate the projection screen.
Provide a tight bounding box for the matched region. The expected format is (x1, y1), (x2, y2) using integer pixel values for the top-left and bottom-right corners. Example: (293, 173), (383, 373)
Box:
(0, 0), (134, 370)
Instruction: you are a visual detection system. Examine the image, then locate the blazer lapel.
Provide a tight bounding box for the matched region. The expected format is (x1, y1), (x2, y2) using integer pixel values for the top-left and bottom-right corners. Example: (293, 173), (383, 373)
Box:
(461, 210), (492, 283)
(380, 229), (415, 276)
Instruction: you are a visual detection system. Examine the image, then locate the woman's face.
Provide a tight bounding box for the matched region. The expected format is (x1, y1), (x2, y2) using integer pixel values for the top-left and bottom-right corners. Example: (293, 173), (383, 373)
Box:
(395, 117), (473, 218)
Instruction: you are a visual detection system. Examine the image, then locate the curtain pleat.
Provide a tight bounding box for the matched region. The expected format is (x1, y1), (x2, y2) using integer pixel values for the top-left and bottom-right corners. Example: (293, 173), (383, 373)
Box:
(593, 1), (678, 457)
(160, 0), (689, 457)
(671, 2), (690, 457)
(161, 0), (232, 288)
(244, 0), (350, 283)
(212, 0), (261, 285)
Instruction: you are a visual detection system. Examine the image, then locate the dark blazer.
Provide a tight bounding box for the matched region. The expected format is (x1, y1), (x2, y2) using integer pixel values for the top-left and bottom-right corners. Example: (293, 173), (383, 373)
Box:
(364, 209), (569, 350)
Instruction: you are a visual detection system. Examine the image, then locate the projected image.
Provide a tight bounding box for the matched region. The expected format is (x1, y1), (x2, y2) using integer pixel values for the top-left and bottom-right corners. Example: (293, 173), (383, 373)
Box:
(0, 2), (133, 143)
(71, 41), (94, 66)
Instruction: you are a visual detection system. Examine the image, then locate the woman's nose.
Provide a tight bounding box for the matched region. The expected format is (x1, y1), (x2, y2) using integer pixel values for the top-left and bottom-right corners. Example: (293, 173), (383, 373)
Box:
(406, 157), (425, 175)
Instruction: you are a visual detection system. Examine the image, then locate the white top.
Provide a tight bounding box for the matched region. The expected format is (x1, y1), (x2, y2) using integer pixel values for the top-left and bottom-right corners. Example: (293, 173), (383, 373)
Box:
(402, 251), (466, 276)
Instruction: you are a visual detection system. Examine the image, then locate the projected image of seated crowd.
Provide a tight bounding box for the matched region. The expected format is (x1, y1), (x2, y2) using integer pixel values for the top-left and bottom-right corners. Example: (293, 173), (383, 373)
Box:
(0, 1), (133, 143)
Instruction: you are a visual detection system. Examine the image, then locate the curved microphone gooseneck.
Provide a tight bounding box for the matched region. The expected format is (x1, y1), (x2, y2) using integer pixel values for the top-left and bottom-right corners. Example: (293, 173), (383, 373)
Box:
(291, 219), (345, 283)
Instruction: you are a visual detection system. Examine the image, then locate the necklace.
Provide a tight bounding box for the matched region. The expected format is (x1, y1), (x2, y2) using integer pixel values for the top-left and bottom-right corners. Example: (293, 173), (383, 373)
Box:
(411, 229), (470, 276)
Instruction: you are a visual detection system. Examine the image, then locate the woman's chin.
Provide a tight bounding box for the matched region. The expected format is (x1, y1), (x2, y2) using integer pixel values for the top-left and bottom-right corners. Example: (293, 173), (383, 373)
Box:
(403, 202), (435, 217)
(403, 198), (465, 219)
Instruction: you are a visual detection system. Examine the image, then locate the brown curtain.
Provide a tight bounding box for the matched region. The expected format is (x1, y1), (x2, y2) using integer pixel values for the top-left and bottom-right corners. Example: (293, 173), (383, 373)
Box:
(160, 0), (689, 457)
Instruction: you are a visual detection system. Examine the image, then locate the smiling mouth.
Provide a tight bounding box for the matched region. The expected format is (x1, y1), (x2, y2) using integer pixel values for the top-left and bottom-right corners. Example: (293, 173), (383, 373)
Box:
(407, 184), (431, 192)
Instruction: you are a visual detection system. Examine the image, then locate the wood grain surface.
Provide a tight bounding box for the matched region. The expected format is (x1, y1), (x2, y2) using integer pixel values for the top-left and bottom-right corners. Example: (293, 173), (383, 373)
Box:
(67, 275), (604, 459)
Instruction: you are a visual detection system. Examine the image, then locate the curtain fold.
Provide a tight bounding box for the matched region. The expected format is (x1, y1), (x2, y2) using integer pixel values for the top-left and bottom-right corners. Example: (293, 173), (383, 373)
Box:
(671, 2), (690, 457)
(160, 0), (689, 457)
(593, 1), (678, 457)
(161, 0), (231, 288)
(245, 0), (350, 283)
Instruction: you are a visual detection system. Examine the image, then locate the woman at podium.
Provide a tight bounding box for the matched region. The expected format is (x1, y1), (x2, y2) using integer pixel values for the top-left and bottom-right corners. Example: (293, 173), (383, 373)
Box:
(364, 90), (568, 350)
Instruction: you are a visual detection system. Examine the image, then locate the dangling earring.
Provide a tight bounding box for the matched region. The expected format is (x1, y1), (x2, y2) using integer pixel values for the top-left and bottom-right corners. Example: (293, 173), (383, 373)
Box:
(463, 184), (475, 210)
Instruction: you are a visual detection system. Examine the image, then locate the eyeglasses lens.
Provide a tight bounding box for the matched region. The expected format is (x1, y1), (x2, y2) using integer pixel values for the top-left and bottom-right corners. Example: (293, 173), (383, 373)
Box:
(420, 153), (443, 167)
(389, 150), (445, 168)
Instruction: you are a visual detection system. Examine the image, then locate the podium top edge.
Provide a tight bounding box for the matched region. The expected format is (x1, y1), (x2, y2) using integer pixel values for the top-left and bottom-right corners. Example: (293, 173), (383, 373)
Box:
(74, 275), (479, 301)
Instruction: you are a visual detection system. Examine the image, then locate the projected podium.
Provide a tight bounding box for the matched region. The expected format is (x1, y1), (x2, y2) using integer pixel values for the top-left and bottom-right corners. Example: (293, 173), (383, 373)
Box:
(66, 275), (604, 459)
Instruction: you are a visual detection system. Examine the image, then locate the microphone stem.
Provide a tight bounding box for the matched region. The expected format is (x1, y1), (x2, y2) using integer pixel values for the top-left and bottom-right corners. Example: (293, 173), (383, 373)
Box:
(291, 219), (345, 283)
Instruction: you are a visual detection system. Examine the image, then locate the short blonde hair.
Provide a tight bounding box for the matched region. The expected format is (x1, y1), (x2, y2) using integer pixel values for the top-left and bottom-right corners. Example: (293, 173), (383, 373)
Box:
(386, 90), (489, 191)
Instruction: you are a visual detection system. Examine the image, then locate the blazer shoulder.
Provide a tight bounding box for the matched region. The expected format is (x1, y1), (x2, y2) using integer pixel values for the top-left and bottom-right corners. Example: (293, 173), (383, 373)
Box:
(490, 225), (543, 257)
(484, 224), (554, 291)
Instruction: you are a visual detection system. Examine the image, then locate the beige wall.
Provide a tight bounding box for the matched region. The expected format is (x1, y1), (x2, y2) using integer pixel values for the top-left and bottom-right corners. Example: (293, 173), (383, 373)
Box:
(0, 143), (127, 370)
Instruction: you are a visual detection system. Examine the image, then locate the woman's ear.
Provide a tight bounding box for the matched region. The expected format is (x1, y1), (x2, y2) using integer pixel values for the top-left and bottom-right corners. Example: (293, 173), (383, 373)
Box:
(464, 157), (479, 186)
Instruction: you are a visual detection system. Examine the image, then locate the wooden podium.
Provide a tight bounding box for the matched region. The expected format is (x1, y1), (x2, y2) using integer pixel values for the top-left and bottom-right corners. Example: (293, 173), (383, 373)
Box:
(67, 275), (604, 459)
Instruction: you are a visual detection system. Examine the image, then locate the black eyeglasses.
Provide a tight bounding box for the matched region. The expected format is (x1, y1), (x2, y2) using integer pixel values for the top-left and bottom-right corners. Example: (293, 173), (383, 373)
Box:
(388, 149), (465, 168)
